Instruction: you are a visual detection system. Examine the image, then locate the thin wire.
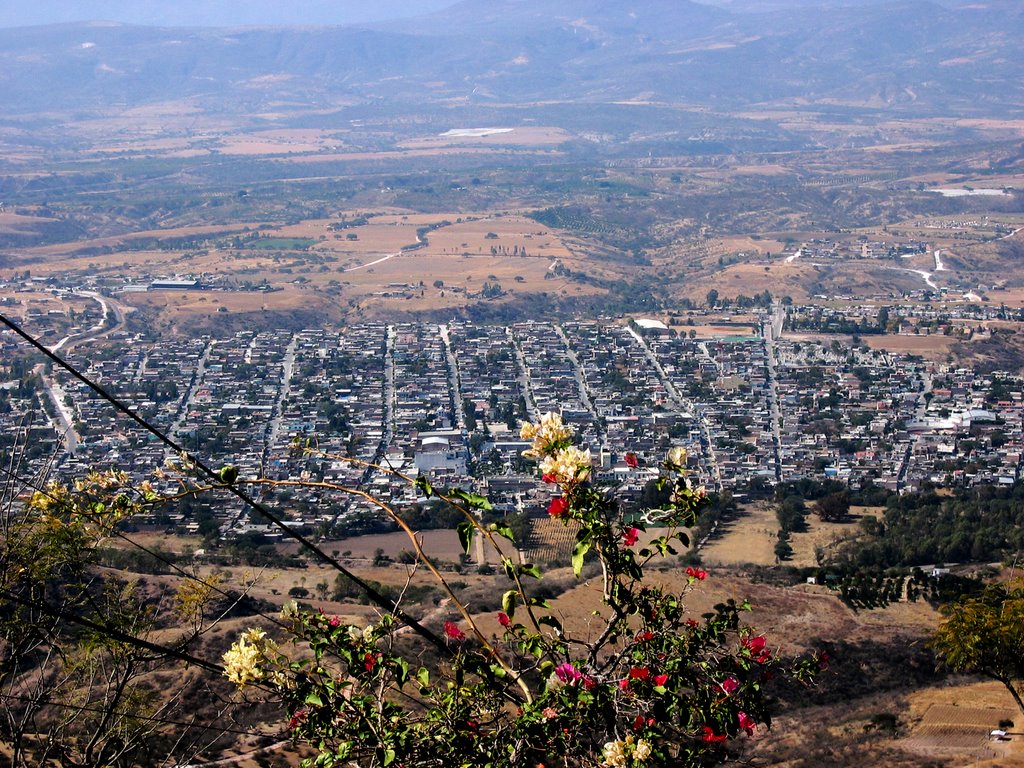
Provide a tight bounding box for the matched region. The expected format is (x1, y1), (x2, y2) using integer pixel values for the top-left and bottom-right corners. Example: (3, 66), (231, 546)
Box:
(0, 312), (449, 656)
(0, 460), (295, 635)
(0, 586), (224, 675)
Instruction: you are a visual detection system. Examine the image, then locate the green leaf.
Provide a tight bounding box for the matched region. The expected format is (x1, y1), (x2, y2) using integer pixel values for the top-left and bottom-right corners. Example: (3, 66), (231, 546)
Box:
(488, 521), (515, 542)
(219, 465), (239, 485)
(489, 663), (508, 678)
(456, 520), (474, 555)
(519, 563), (542, 579)
(383, 747), (397, 766)
(538, 615), (563, 635)
(304, 692), (323, 707)
(417, 667), (430, 687)
(448, 487), (493, 511)
(501, 590), (517, 617)
(572, 539), (591, 577)
(415, 474), (434, 498)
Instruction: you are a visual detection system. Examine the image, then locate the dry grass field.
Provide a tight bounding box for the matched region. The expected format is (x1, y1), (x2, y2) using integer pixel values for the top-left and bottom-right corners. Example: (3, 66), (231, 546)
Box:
(864, 333), (958, 356)
(787, 507), (876, 567)
(699, 502), (781, 567)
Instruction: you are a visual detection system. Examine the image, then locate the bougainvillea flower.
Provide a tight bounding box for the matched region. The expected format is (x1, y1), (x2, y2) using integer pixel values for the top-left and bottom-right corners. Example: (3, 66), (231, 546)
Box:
(629, 667), (650, 681)
(686, 566), (707, 580)
(654, 674), (669, 687)
(548, 496), (569, 518)
(738, 712), (756, 735)
(444, 621), (466, 641)
(720, 676), (739, 695)
(700, 729), (724, 745)
(742, 635), (771, 663)
(623, 527), (640, 546)
(554, 662), (582, 685)
(498, 611), (511, 628)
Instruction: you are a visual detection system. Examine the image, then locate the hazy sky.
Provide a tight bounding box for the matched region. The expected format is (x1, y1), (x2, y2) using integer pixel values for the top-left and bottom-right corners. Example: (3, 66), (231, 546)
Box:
(0, 1), (459, 28)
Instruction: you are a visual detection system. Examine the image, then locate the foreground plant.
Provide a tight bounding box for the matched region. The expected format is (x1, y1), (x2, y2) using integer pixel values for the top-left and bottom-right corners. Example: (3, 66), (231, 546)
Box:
(223, 413), (821, 767)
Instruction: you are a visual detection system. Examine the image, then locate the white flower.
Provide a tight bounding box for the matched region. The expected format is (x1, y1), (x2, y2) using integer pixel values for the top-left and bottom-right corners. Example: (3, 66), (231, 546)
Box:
(634, 738), (652, 761)
(223, 631), (265, 687)
(601, 740), (628, 767)
(667, 446), (687, 467)
(362, 624), (375, 642)
(520, 412), (575, 458)
(538, 446), (591, 484)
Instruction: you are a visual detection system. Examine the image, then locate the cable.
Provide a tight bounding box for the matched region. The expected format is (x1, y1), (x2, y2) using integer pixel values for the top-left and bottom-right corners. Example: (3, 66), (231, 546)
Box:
(0, 312), (449, 656)
(0, 586), (223, 675)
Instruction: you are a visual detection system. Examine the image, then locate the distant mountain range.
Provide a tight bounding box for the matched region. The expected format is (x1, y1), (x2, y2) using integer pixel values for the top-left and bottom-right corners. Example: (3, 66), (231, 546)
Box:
(0, 0), (1020, 119)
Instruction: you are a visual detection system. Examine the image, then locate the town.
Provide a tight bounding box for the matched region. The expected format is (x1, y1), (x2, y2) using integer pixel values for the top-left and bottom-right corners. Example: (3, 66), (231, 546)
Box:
(3, 297), (1023, 550)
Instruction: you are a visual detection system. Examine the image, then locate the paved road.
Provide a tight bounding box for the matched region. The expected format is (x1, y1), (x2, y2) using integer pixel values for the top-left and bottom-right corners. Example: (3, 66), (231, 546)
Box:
(263, 333), (299, 474)
(509, 327), (539, 421)
(438, 324), (466, 430)
(762, 304), (784, 483)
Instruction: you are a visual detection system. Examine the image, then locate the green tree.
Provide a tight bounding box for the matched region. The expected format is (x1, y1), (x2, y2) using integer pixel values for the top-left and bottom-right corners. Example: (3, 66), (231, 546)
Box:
(932, 584), (1024, 714)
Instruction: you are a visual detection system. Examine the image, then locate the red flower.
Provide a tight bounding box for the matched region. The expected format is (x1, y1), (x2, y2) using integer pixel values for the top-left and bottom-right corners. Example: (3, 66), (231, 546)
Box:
(720, 676), (739, 695)
(685, 619), (700, 628)
(548, 496), (569, 518)
(498, 612), (511, 628)
(635, 630), (654, 642)
(444, 621), (466, 641)
(701, 726), (727, 743)
(629, 666), (650, 681)
(623, 527), (640, 546)
(364, 652), (378, 671)
(686, 566), (707, 580)
(624, 452), (639, 468)
(634, 715), (645, 731)
(654, 674), (669, 687)
(743, 635), (770, 663)
(542, 473), (558, 484)
(738, 712), (756, 735)
(816, 650), (830, 669)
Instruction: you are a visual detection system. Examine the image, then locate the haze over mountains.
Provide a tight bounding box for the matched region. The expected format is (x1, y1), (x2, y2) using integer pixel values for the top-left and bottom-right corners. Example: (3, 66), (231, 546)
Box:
(0, 0), (1021, 120)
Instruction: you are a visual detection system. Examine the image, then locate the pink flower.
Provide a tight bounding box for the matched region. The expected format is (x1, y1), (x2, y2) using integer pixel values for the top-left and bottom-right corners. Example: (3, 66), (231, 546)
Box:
(328, 615), (341, 628)
(623, 527), (640, 546)
(625, 452), (639, 468)
(498, 612), (511, 628)
(720, 676), (739, 695)
(548, 496), (569, 518)
(555, 662), (582, 685)
(444, 621), (466, 641)
(542, 707), (559, 720)
(738, 712), (756, 735)
(701, 726), (727, 743)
